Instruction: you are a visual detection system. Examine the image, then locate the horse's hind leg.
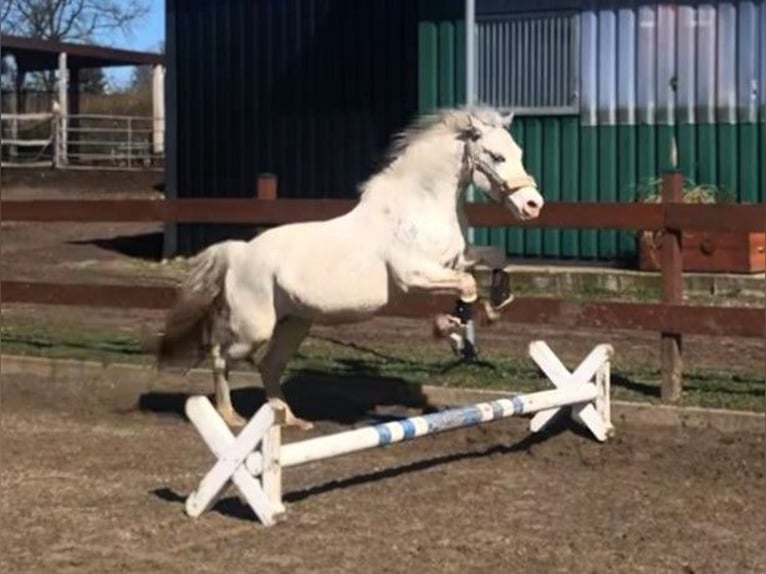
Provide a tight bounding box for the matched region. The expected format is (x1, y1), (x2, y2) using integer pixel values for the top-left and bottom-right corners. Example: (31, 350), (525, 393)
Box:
(211, 344), (247, 427)
(257, 317), (313, 430)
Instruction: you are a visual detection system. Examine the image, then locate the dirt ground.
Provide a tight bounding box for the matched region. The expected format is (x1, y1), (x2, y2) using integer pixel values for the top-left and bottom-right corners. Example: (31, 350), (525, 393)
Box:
(1, 370), (764, 574)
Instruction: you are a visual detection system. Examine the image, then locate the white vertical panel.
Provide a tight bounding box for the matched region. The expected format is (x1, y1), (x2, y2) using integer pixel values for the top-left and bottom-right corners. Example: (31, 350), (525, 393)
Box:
(490, 22), (497, 106)
(509, 20), (518, 105)
(580, 11), (597, 125)
(552, 17), (561, 106)
(480, 22), (488, 105)
(527, 18), (542, 106)
(637, 5), (656, 124)
(761, 1), (766, 118)
(597, 10), (616, 125)
(716, 2), (737, 123)
(736, 1), (759, 122)
(676, 5), (696, 124)
(656, 4), (676, 125)
(695, 3), (716, 124)
(466, 0), (477, 106)
(617, 8), (636, 125)
(570, 14), (580, 109)
(541, 19), (549, 107)
(502, 21), (510, 106)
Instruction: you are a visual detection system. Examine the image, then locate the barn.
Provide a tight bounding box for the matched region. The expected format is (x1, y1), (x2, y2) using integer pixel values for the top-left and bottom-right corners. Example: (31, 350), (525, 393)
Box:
(164, 0), (766, 261)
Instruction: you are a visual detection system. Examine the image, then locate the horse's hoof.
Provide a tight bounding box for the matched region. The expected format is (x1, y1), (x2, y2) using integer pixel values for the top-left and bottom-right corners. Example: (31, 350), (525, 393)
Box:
(489, 270), (512, 307)
(287, 418), (315, 431)
(448, 333), (464, 356)
(479, 295), (513, 324)
(433, 314), (463, 338)
(268, 398), (314, 430)
(459, 292), (479, 304)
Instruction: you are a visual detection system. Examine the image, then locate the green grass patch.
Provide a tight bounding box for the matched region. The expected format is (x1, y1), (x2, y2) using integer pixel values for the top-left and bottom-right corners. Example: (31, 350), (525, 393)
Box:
(1, 317), (762, 412)
(1, 321), (147, 364)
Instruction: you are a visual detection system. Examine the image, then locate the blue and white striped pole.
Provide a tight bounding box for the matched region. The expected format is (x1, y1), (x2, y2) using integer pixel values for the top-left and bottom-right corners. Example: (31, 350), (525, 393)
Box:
(248, 383), (601, 475)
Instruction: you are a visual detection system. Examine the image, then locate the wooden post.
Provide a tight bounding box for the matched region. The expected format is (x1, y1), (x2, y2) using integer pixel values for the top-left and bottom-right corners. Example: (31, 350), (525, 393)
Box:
(661, 171), (684, 402)
(261, 405), (285, 515)
(57, 52), (68, 167)
(257, 173), (278, 200)
(152, 64), (165, 157)
(68, 67), (80, 162)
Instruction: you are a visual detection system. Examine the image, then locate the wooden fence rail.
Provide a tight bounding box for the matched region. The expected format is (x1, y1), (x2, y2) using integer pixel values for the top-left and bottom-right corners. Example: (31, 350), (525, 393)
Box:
(2, 199), (762, 232)
(2, 281), (762, 340)
(1, 172), (764, 401)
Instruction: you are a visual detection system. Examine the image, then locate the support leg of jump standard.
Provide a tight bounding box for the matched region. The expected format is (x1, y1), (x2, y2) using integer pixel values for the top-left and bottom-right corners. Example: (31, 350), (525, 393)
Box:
(184, 396), (284, 525)
(183, 340), (614, 525)
(528, 340), (614, 440)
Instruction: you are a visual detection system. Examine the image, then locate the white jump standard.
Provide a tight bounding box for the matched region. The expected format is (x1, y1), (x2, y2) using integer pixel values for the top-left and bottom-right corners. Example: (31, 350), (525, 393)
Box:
(184, 341), (614, 526)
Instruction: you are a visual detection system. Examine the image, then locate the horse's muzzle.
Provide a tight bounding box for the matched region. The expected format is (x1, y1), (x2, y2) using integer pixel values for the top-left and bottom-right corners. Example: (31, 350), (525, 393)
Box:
(502, 182), (544, 221)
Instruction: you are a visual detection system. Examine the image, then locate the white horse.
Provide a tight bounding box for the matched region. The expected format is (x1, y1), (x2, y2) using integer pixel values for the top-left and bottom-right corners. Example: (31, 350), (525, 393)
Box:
(158, 107), (543, 429)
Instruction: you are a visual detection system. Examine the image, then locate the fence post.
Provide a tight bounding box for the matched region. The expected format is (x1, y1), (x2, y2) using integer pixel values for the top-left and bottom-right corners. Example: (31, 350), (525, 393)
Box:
(127, 117), (133, 168)
(57, 51), (68, 167)
(661, 171), (684, 401)
(257, 173), (278, 200)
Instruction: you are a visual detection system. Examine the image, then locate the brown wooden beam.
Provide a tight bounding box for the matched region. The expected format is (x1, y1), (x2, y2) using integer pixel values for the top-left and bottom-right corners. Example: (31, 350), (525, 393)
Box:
(4, 199), (761, 232)
(464, 202), (665, 229)
(665, 203), (765, 233)
(4, 199), (761, 231)
(2, 281), (762, 339)
(1, 281), (177, 309)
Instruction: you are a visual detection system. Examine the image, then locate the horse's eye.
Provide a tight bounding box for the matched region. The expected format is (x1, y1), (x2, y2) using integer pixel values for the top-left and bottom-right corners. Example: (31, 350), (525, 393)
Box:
(489, 151), (505, 163)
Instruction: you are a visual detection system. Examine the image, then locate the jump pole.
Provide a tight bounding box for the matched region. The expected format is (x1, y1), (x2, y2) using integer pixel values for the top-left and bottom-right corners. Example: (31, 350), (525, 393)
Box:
(183, 341), (614, 526)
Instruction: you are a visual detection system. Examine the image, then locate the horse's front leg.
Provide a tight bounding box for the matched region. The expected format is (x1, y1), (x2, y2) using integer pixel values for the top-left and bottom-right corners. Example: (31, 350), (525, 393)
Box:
(389, 257), (478, 302)
(387, 256), (477, 338)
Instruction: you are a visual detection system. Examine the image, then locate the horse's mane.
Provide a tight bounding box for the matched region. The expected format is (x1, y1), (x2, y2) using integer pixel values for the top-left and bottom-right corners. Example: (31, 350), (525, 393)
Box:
(386, 106), (507, 162)
(359, 106), (509, 196)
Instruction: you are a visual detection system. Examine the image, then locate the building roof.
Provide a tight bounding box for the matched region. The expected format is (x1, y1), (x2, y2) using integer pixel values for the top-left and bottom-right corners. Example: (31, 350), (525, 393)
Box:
(0, 34), (163, 71)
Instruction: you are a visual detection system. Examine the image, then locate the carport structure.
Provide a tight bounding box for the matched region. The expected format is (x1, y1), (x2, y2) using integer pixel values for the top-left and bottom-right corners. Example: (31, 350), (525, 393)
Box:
(1, 34), (165, 165)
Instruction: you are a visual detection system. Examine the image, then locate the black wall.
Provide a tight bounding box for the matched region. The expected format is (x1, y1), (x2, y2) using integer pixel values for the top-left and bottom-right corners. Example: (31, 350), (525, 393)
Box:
(166, 0), (419, 254)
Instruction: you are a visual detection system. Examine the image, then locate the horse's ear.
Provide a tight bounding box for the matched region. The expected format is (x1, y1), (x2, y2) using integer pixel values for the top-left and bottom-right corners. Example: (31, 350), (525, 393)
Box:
(500, 110), (514, 128)
(464, 117), (482, 141)
(444, 109), (482, 141)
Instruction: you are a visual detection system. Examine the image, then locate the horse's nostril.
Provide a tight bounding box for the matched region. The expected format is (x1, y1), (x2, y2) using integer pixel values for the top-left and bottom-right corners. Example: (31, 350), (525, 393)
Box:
(526, 200), (540, 210)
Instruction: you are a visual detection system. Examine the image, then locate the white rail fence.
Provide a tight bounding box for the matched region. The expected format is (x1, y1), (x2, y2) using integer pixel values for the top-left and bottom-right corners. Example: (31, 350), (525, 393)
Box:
(1, 112), (164, 170)
(1, 112), (56, 168)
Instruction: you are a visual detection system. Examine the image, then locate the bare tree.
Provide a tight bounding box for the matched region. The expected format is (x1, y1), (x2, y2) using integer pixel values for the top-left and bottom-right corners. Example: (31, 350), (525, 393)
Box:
(1, 0), (149, 42)
(1, 0), (17, 25)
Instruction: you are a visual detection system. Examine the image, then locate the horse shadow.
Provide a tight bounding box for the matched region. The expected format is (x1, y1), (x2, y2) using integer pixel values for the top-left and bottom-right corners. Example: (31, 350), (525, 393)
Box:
(70, 231), (164, 262)
(611, 373), (660, 399)
(136, 368), (439, 427)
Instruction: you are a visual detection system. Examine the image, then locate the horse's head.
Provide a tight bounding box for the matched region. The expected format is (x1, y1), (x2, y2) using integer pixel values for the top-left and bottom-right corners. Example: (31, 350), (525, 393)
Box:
(449, 108), (544, 221)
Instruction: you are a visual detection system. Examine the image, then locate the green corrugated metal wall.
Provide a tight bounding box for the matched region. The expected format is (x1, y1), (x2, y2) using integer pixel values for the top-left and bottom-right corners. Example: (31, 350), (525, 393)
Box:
(418, 1), (765, 263)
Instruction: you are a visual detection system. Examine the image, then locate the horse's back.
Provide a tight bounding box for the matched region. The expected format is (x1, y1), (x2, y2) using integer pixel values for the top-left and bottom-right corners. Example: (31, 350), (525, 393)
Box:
(228, 214), (391, 321)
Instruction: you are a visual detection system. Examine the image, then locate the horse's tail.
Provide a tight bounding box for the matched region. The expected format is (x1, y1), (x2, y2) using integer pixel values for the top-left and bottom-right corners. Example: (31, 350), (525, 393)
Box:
(154, 240), (241, 370)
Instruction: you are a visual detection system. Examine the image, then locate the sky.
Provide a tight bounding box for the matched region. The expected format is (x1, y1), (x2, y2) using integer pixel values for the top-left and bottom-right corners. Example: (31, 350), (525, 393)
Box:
(106, 0), (165, 88)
